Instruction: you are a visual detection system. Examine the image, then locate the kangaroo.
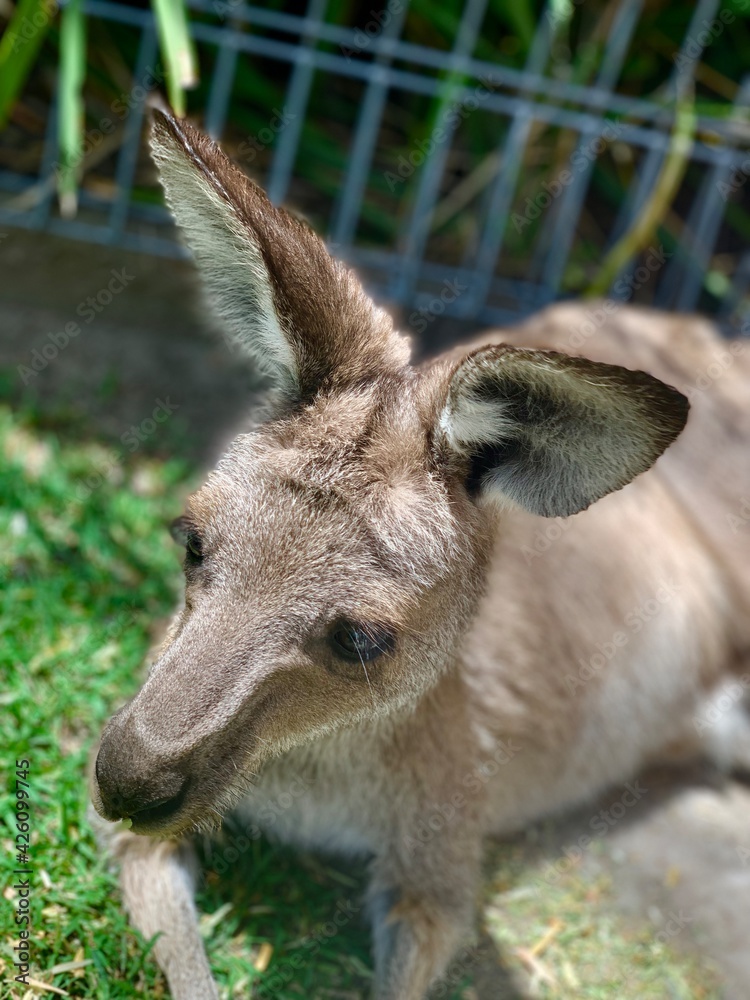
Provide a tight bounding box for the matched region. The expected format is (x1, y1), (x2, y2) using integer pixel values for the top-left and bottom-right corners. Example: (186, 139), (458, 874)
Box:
(90, 108), (750, 1000)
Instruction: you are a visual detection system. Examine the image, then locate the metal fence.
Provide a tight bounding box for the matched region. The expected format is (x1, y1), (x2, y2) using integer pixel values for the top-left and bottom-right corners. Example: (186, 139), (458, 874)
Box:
(1, 0), (749, 330)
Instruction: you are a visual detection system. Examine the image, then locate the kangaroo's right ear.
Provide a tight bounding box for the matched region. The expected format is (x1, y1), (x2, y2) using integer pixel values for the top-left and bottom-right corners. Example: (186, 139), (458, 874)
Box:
(436, 344), (689, 517)
(150, 109), (409, 401)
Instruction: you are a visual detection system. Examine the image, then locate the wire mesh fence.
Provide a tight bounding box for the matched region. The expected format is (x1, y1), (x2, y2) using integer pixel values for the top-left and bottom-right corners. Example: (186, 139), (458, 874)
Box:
(1, 0), (749, 332)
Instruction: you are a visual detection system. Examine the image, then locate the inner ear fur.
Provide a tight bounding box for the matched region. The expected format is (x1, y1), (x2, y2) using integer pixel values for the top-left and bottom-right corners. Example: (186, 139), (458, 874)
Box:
(439, 345), (689, 517)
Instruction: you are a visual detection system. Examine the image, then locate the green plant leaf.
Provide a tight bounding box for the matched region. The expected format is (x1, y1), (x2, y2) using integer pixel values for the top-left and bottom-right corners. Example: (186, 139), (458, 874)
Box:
(0, 0), (58, 130)
(490, 0), (536, 47)
(57, 0), (86, 217)
(585, 99), (697, 298)
(152, 0), (198, 117)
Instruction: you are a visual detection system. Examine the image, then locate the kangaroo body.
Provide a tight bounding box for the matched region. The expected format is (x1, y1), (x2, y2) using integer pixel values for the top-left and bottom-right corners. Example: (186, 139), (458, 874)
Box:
(91, 111), (750, 1000)
(241, 478), (730, 854)
(242, 304), (750, 862)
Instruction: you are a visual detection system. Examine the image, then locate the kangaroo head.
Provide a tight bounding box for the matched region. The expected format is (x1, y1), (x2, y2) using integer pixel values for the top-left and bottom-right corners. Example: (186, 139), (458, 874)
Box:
(91, 110), (688, 836)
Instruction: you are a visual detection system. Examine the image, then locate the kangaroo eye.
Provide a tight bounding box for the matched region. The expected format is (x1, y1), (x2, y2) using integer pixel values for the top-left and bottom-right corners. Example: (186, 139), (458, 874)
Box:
(185, 531), (203, 561)
(331, 623), (394, 662)
(170, 517), (204, 563)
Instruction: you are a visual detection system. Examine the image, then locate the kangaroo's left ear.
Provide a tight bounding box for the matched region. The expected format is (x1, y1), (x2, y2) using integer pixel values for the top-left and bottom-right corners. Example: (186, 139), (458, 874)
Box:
(437, 344), (689, 517)
(150, 108), (409, 402)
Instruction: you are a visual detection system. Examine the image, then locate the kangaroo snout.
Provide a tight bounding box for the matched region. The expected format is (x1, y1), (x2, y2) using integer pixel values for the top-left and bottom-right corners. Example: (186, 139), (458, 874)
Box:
(93, 713), (189, 832)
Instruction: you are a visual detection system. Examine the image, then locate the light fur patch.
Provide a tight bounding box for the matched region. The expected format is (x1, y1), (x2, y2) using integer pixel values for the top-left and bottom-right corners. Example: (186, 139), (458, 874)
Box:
(439, 394), (515, 447)
(151, 128), (297, 391)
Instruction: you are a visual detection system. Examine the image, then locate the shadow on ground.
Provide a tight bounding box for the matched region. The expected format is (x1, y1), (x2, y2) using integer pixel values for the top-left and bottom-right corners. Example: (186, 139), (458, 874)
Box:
(485, 762), (750, 998)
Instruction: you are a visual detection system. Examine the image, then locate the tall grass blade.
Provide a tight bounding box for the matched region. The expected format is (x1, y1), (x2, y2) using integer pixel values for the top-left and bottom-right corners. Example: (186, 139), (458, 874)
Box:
(152, 0), (198, 117)
(0, 0), (57, 130)
(585, 98), (697, 297)
(491, 0), (535, 47)
(57, 0), (86, 218)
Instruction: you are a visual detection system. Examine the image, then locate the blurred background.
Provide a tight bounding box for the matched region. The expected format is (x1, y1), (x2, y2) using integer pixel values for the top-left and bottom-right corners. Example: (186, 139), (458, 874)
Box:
(2, 0), (750, 330)
(2, 2), (750, 998)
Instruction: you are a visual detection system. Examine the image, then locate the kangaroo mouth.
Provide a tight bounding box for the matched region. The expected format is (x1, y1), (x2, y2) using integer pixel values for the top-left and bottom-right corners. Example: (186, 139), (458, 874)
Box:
(127, 781), (190, 834)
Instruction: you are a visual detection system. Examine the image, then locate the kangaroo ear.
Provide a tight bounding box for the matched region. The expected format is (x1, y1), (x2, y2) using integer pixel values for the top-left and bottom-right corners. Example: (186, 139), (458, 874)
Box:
(438, 345), (689, 517)
(150, 109), (408, 400)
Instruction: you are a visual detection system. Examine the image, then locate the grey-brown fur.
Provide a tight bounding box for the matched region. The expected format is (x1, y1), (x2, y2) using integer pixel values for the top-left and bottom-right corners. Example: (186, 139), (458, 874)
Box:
(90, 110), (750, 999)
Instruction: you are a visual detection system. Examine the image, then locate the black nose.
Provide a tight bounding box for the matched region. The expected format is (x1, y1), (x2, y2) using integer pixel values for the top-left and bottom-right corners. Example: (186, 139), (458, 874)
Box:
(94, 727), (188, 826)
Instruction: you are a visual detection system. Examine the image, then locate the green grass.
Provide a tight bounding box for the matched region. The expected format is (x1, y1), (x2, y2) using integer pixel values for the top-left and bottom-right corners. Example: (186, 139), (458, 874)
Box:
(484, 839), (721, 999)
(0, 403), (377, 999)
(0, 404), (721, 998)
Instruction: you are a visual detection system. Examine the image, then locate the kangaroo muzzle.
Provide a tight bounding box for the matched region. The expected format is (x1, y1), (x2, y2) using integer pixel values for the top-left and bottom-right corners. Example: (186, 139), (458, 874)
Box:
(93, 712), (189, 830)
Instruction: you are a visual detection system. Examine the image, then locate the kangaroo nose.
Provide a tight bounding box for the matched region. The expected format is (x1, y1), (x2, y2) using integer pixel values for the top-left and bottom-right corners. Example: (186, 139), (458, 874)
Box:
(94, 718), (188, 827)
